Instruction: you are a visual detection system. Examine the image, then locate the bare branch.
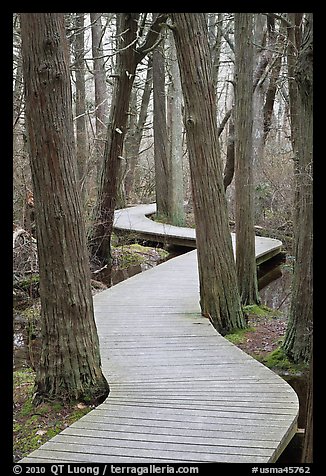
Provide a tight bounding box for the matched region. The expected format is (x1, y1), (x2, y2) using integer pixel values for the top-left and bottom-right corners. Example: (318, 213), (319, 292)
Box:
(217, 107), (233, 137)
(136, 13), (169, 61)
(262, 13), (292, 28)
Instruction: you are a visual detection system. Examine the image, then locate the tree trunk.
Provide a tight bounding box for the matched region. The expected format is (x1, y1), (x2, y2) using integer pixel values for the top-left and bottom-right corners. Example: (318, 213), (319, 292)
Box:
(262, 18), (285, 144)
(13, 43), (24, 129)
(234, 13), (260, 305)
(89, 13), (139, 268)
(20, 12), (109, 403)
(207, 13), (223, 94)
(73, 13), (87, 198)
(167, 32), (185, 226)
(286, 13), (303, 158)
(171, 13), (245, 335)
(124, 57), (153, 201)
(90, 13), (108, 179)
(153, 26), (169, 219)
(223, 116), (235, 191)
(89, 13), (168, 268)
(282, 13), (313, 364)
(286, 13), (304, 238)
(302, 350), (313, 462)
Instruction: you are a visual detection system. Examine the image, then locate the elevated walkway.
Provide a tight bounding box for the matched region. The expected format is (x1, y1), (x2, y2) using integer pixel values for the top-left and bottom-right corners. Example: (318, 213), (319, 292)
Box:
(20, 205), (298, 463)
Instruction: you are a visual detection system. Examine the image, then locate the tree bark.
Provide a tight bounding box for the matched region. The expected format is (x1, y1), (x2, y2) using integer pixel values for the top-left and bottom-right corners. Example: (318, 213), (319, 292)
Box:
(252, 15), (268, 165)
(89, 13), (168, 268)
(171, 13), (245, 335)
(20, 12), (109, 403)
(73, 13), (87, 197)
(167, 32), (185, 226)
(302, 350), (313, 462)
(89, 13), (139, 267)
(234, 13), (260, 305)
(286, 13), (303, 158)
(124, 57), (153, 200)
(282, 13), (313, 364)
(223, 116), (235, 191)
(153, 25), (169, 219)
(90, 13), (108, 178)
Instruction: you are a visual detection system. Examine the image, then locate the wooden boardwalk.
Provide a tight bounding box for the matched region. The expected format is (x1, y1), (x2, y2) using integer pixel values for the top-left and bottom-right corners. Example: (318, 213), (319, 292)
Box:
(21, 205), (298, 463)
(113, 203), (283, 264)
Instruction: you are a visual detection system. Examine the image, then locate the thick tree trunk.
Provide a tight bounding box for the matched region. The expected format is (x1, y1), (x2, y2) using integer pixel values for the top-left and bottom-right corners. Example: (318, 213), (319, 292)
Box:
(20, 13), (109, 403)
(153, 28), (169, 219)
(167, 32), (185, 226)
(282, 14), (313, 364)
(171, 13), (245, 335)
(234, 13), (260, 305)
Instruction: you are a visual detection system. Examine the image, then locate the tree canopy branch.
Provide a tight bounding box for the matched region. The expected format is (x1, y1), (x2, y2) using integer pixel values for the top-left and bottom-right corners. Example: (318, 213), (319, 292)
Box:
(136, 13), (169, 61)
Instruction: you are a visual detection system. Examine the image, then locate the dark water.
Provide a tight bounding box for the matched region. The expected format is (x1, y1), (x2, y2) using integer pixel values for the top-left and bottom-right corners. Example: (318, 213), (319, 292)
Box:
(258, 253), (292, 311)
(258, 254), (309, 463)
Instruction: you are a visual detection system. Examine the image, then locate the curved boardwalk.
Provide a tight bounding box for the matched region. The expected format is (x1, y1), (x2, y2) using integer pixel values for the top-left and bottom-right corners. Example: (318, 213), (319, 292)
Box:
(21, 205), (298, 463)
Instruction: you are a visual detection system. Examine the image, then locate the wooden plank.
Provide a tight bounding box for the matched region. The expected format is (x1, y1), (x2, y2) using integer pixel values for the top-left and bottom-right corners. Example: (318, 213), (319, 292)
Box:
(46, 435), (275, 457)
(26, 440), (273, 461)
(64, 424), (282, 443)
(71, 413), (293, 434)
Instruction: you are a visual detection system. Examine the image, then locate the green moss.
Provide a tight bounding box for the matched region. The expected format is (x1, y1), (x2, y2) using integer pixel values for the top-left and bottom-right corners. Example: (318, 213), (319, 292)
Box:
(14, 274), (39, 290)
(114, 243), (169, 269)
(14, 368), (35, 387)
(242, 304), (275, 317)
(260, 346), (307, 373)
(13, 368), (94, 461)
(20, 400), (34, 417)
(225, 327), (256, 345)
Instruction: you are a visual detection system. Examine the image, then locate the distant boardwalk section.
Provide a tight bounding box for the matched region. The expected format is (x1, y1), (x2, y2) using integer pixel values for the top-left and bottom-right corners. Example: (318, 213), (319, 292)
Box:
(21, 205), (297, 463)
(113, 203), (283, 264)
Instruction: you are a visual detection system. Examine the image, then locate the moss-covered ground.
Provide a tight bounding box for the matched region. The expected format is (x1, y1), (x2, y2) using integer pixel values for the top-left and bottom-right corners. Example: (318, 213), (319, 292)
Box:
(13, 368), (92, 462)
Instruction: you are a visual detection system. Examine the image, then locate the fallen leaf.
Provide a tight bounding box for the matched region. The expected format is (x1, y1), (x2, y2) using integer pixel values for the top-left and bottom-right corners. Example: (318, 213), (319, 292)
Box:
(76, 402), (87, 410)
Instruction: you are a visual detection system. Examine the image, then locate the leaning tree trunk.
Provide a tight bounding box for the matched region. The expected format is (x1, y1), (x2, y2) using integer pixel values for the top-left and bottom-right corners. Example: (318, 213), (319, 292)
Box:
(234, 13), (260, 305)
(282, 13), (313, 364)
(20, 13), (109, 403)
(89, 13), (168, 269)
(89, 13), (139, 268)
(171, 13), (245, 335)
